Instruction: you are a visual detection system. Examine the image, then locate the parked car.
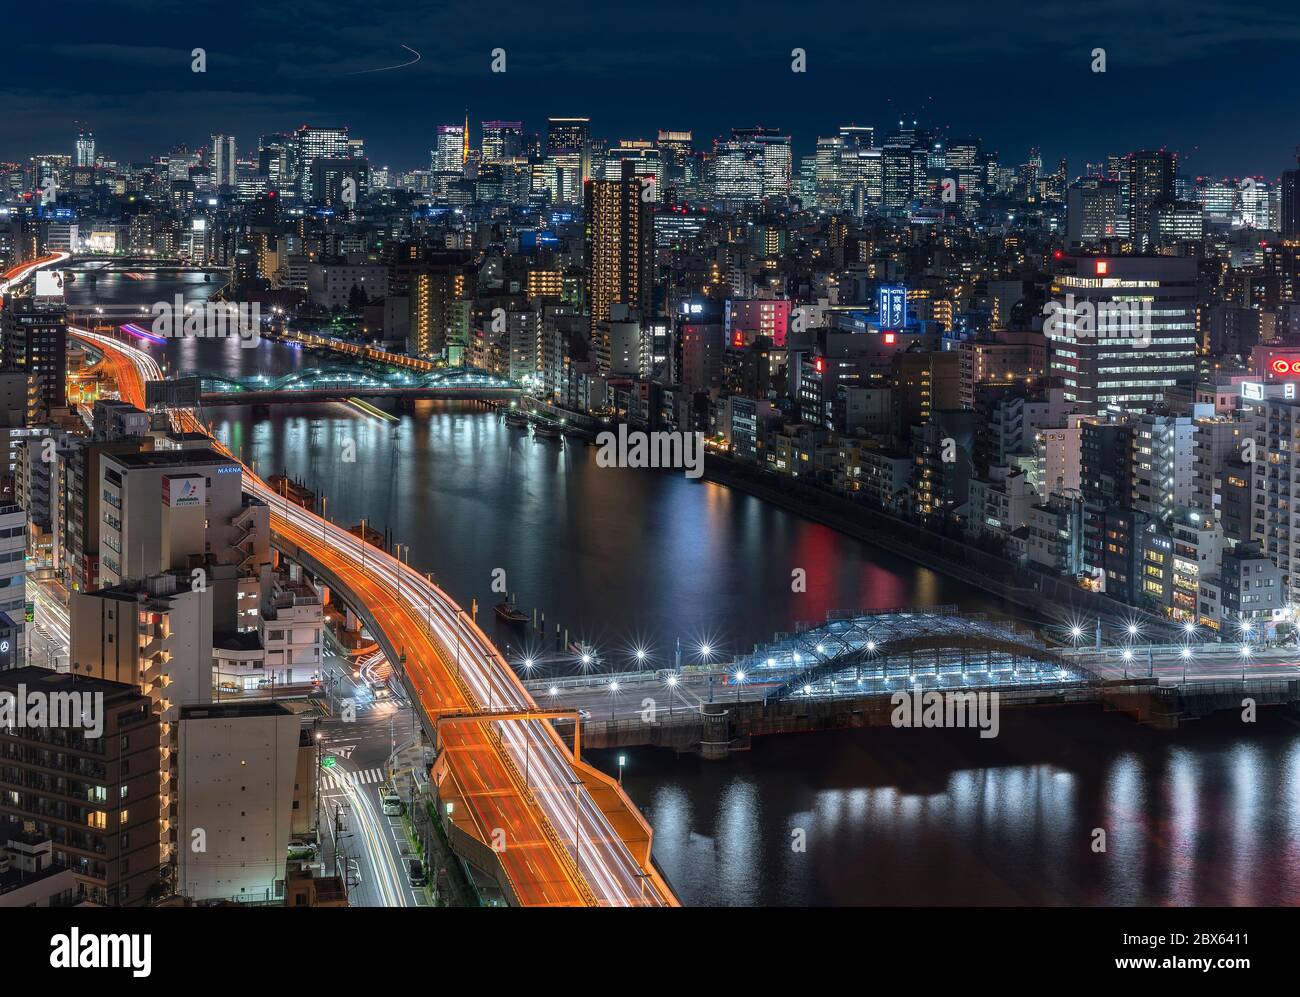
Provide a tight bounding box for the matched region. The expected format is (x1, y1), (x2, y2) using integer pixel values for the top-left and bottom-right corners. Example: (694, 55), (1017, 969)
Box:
(407, 859), (427, 888)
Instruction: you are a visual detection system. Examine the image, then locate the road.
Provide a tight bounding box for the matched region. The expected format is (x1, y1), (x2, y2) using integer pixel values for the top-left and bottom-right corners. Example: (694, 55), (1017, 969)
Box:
(1066, 642), (1300, 682)
(315, 662), (429, 908)
(68, 323), (675, 908)
(0, 251), (70, 301)
(28, 578), (71, 670)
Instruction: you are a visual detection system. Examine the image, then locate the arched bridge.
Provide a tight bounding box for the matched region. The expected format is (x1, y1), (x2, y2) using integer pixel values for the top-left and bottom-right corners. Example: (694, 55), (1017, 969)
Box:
(180, 364), (524, 404)
(734, 607), (1088, 701)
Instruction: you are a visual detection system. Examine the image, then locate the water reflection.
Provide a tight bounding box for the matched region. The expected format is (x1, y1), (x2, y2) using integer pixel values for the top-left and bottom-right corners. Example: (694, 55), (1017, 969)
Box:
(609, 709), (1300, 906)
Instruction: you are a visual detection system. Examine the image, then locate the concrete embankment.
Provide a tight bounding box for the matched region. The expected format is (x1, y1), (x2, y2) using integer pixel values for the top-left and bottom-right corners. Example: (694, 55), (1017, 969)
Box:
(698, 454), (1174, 638)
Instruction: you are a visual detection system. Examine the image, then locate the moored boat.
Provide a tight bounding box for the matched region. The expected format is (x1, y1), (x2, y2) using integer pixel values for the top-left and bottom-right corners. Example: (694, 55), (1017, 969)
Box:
(531, 419), (562, 438)
(494, 598), (529, 626)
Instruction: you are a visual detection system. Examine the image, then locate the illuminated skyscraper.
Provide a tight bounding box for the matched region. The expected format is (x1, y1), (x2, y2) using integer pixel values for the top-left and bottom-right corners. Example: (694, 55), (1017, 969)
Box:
(294, 126), (349, 200)
(210, 134), (236, 189)
(605, 140), (662, 201)
(75, 130), (95, 168)
(481, 121), (523, 163)
(258, 133), (293, 189)
(1127, 150), (1175, 251)
(729, 127), (792, 199)
(882, 141), (914, 211)
(547, 117), (592, 200)
(433, 124), (465, 173)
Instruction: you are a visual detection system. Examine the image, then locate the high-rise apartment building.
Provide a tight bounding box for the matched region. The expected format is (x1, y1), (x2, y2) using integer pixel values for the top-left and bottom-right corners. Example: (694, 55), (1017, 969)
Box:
(0, 668), (162, 906)
(2, 297), (68, 422)
(584, 161), (653, 367)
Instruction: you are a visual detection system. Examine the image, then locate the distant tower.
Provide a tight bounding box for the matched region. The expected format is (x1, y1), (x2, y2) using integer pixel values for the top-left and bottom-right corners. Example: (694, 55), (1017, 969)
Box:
(462, 110), (469, 165)
(75, 128), (95, 167)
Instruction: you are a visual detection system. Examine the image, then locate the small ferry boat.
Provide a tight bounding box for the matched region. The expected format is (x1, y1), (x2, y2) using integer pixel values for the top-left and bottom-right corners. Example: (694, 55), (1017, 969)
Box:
(494, 598), (529, 627)
(503, 408), (529, 427)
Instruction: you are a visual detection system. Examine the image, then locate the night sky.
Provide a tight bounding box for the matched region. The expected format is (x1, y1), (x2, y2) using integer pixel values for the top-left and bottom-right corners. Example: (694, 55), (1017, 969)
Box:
(7, 0), (1300, 177)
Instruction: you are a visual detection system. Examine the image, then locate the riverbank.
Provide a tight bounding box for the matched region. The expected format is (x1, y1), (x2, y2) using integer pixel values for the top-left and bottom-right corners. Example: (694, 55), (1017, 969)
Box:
(698, 453), (1174, 638)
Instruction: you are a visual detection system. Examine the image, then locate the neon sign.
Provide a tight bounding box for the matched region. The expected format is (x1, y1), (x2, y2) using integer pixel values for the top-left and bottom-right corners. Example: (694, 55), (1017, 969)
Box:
(1270, 358), (1300, 376)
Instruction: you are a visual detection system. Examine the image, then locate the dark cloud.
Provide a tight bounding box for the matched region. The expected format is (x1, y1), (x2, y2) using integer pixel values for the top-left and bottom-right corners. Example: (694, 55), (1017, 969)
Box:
(6, 0), (1299, 175)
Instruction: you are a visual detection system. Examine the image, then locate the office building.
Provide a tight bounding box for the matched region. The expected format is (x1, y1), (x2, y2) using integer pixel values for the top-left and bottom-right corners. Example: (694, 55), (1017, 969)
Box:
(1047, 255), (1198, 417)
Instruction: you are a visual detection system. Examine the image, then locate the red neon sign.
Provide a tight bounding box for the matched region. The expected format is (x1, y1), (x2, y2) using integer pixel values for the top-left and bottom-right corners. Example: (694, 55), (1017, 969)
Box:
(1270, 358), (1300, 376)
(1095, 260), (1109, 275)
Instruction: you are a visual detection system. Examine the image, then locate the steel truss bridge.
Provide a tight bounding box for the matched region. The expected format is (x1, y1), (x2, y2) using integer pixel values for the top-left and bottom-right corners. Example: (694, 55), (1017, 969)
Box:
(736, 606), (1087, 701)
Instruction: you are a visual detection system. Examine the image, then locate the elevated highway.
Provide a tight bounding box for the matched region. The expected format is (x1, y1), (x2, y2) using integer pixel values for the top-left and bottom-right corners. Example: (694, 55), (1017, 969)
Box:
(68, 324), (676, 907)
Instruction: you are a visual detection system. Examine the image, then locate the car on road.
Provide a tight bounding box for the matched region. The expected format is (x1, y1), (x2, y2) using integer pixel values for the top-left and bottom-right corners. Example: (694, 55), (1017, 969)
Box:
(578, 709), (591, 721)
(407, 859), (427, 888)
(380, 788), (403, 816)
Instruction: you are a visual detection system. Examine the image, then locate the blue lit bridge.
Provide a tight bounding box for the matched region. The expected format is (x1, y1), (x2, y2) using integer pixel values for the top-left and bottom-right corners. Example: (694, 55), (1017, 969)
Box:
(738, 608), (1084, 700)
(521, 608), (1300, 753)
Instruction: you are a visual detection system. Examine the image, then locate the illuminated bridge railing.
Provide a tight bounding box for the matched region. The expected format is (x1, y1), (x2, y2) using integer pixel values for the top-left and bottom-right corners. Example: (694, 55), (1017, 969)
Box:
(180, 365), (521, 394)
(731, 610), (1090, 701)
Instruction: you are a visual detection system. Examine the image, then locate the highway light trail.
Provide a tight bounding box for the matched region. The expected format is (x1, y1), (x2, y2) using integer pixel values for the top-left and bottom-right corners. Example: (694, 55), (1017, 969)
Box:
(67, 325), (675, 907)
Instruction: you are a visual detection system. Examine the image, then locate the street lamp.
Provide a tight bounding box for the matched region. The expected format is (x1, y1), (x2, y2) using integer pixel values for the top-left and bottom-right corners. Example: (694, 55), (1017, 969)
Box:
(734, 670), (745, 702)
(617, 754), (626, 786)
(666, 675), (677, 716)
(1181, 644), (1193, 682)
(1121, 647), (1133, 678)
(608, 680), (619, 720)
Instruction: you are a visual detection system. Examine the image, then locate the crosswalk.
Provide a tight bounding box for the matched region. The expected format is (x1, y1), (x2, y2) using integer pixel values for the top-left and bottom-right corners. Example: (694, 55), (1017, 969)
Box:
(321, 766), (387, 792)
